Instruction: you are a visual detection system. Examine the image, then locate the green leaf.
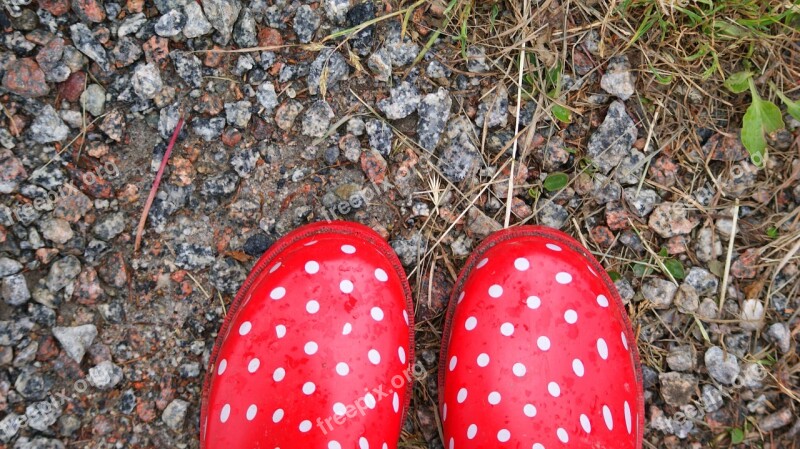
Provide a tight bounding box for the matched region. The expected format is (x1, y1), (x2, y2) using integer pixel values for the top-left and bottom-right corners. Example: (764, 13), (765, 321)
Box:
(543, 172), (569, 191)
(724, 71), (752, 93)
(741, 80), (785, 167)
(551, 104), (572, 123)
(632, 263), (651, 277)
(775, 90), (800, 121)
(527, 187), (540, 200)
(663, 258), (686, 280)
(607, 270), (621, 281)
(658, 247), (668, 257)
(766, 226), (778, 238)
(730, 428), (745, 444)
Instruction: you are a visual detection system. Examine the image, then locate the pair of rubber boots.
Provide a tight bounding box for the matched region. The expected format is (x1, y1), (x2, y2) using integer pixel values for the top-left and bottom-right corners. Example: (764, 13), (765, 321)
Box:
(199, 221), (644, 449)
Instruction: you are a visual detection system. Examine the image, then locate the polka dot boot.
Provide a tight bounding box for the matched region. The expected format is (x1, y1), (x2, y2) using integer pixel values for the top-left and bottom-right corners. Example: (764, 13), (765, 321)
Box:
(200, 221), (414, 449)
(439, 226), (644, 449)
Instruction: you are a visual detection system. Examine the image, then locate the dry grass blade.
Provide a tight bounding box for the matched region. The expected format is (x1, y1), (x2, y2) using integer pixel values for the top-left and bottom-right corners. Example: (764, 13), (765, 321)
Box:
(134, 116), (185, 253)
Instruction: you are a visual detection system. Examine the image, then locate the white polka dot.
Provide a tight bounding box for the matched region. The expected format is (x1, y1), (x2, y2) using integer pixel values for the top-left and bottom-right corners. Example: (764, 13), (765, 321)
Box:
(247, 358), (260, 373)
(580, 414), (591, 433)
(488, 284), (503, 298)
(488, 392), (501, 405)
(246, 404), (257, 421)
(333, 403), (346, 416)
(370, 307), (384, 321)
(457, 388), (468, 403)
(443, 403), (448, 421)
(537, 336), (551, 351)
(342, 323), (352, 335)
(597, 338), (609, 360)
(304, 240), (317, 246)
(303, 382), (316, 395)
(374, 268), (388, 282)
(392, 392), (399, 412)
(304, 341), (318, 355)
(449, 356), (457, 371)
(465, 316), (477, 330)
(546, 243), (562, 251)
(403, 310), (409, 325)
(217, 359), (227, 375)
(270, 287), (286, 300)
(477, 353), (490, 367)
(359, 437), (369, 449)
(276, 325), (286, 338)
(500, 322), (514, 336)
(555, 272), (572, 284)
(272, 408), (284, 423)
(220, 404), (230, 423)
(239, 321), (252, 335)
(457, 292), (465, 303)
(382, 444), (388, 449)
(467, 424), (478, 439)
(336, 362), (350, 376)
(299, 420), (312, 432)
(557, 428), (568, 443)
(368, 349), (381, 365)
(398, 346), (406, 364)
(514, 257), (530, 271)
(621, 331), (629, 350)
(476, 258), (489, 268)
(533, 444), (545, 449)
(341, 244), (356, 254)
(564, 309), (578, 324)
(269, 262), (281, 273)
(624, 401), (632, 434)
(305, 260), (319, 274)
(449, 438), (454, 449)
(306, 300), (320, 314)
(597, 294), (609, 307)
(603, 405), (613, 430)
(513, 363), (527, 377)
(273, 367), (285, 382)
(497, 429), (510, 442)
(548, 382), (561, 397)
(526, 296), (541, 309)
(523, 404), (537, 417)
(573, 359), (585, 377)
(340, 280), (354, 293)
(364, 393), (376, 409)
(329, 442), (342, 449)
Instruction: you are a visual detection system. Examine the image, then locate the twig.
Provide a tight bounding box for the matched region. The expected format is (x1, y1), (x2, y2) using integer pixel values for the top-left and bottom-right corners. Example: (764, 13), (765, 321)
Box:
(503, 41), (526, 228)
(134, 116), (184, 252)
(719, 199), (739, 308)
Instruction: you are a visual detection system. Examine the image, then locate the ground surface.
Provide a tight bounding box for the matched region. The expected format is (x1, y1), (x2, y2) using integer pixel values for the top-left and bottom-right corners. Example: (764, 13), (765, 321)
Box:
(0, 0), (799, 448)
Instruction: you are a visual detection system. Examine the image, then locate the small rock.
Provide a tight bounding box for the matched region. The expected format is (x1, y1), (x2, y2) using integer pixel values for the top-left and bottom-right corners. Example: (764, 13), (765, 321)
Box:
(46, 256), (81, 292)
(648, 202), (699, 238)
(243, 233), (272, 256)
(587, 101), (637, 174)
(71, 0), (106, 22)
(80, 84), (106, 116)
(155, 9), (187, 37)
(87, 360), (124, 389)
(183, 2), (213, 38)
(346, 1), (376, 55)
(367, 47), (392, 82)
(739, 299), (765, 331)
(417, 88), (452, 151)
(685, 267), (718, 296)
(765, 322), (791, 353)
(0, 150), (27, 193)
(29, 105), (69, 144)
(233, 8), (258, 47)
(301, 100), (334, 138)
(694, 227), (722, 262)
(377, 81), (421, 120)
(203, 0), (242, 43)
(2, 58), (50, 98)
(230, 147), (260, 178)
(100, 109), (126, 142)
(659, 372), (697, 406)
(384, 22), (419, 67)
(2, 274), (30, 306)
(537, 200), (569, 230)
(704, 346), (740, 385)
(323, 0), (349, 24)
(132, 63), (164, 101)
(600, 55), (635, 100)
(210, 258), (247, 295)
(70, 23), (111, 72)
(365, 119), (393, 156)
(437, 117), (481, 182)
(162, 399), (190, 430)
(174, 243), (215, 270)
(666, 345), (696, 372)
(171, 51), (204, 88)
(623, 187), (660, 217)
(293, 5), (320, 44)
(26, 400), (61, 432)
(390, 232), (426, 266)
(118, 12), (147, 37)
(40, 218), (73, 244)
(759, 408), (793, 432)
(615, 149), (645, 185)
(224, 101), (252, 129)
(52, 324), (97, 363)
(92, 212), (125, 240)
(642, 277), (677, 309)
(700, 132), (749, 162)
(614, 278), (635, 304)
(274, 100), (304, 131)
(465, 45), (490, 72)
(475, 84), (509, 128)
(701, 385), (724, 412)
(256, 81), (279, 113)
(307, 49), (348, 95)
(192, 117), (226, 141)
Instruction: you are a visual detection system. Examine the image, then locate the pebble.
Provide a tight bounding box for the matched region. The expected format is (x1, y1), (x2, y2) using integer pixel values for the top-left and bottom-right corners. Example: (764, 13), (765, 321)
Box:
(29, 105), (69, 144)
(2, 58), (50, 98)
(2, 273), (30, 306)
(417, 88), (452, 151)
(600, 55), (636, 100)
(701, 385), (724, 412)
(0, 150), (27, 194)
(346, 1), (376, 55)
(378, 81), (421, 120)
(210, 257), (247, 294)
(642, 278), (677, 309)
(100, 109), (126, 142)
(192, 117), (226, 141)
(117, 12), (147, 37)
(759, 408), (793, 432)
(537, 200), (569, 230)
(539, 136), (570, 172)
(92, 212), (125, 240)
(71, 0), (106, 22)
(46, 255), (81, 292)
(365, 119), (393, 157)
(659, 372), (697, 406)
(40, 218), (73, 244)
(274, 100), (304, 131)
(693, 227), (722, 262)
(0, 257), (23, 277)
(384, 22), (419, 67)
(704, 346), (740, 385)
(88, 360), (124, 390)
(615, 148), (645, 185)
(367, 47), (392, 82)
(466, 45), (490, 72)
(437, 117), (481, 182)
(225, 101), (253, 129)
(648, 202), (699, 238)
(230, 147), (260, 178)
(80, 84), (106, 116)
(182, 2), (213, 38)
(26, 399), (62, 431)
(739, 299), (765, 331)
(587, 101), (637, 174)
(52, 324), (97, 363)
(131, 63), (163, 100)
(203, 0), (242, 43)
(256, 81), (279, 113)
(155, 9), (186, 37)
(623, 187), (660, 217)
(243, 233), (272, 256)
(233, 8), (258, 48)
(162, 399), (190, 430)
(614, 278), (635, 303)
(390, 232), (426, 266)
(666, 345), (696, 372)
(170, 51), (203, 87)
(765, 322), (791, 354)
(293, 5), (320, 44)
(174, 243), (215, 270)
(699, 132), (749, 162)
(307, 49), (349, 95)
(301, 100), (334, 138)
(69, 23), (111, 72)
(475, 84), (509, 128)
(685, 267), (718, 296)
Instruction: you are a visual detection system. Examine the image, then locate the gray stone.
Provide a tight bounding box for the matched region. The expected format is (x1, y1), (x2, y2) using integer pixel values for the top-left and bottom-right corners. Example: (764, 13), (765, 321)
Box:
(155, 9), (186, 37)
(674, 283), (699, 314)
(739, 299), (765, 331)
(2, 274), (30, 306)
(233, 8), (258, 47)
(131, 63), (163, 100)
(623, 187), (660, 217)
(52, 324), (97, 363)
(275, 100), (303, 131)
(377, 81), (421, 120)
(694, 227), (722, 262)
(587, 101), (637, 174)
(615, 148), (645, 185)
(93, 212), (125, 240)
(225, 101), (252, 128)
(384, 22), (419, 67)
(648, 202), (699, 238)
(659, 372), (698, 406)
(685, 267), (718, 296)
(600, 55), (636, 100)
(417, 88), (452, 151)
(0, 257), (23, 277)
(390, 232), (426, 266)
(80, 84), (106, 116)
(162, 399), (190, 430)
(475, 84), (509, 128)
(301, 100), (334, 138)
(12, 437), (66, 449)
(256, 81), (279, 113)
(765, 322), (791, 353)
(758, 408), (793, 432)
(192, 117), (226, 141)
(293, 5), (320, 44)
(592, 173), (622, 204)
(323, 0), (349, 24)
(466, 45), (490, 72)
(0, 413), (21, 442)
(230, 147), (260, 178)
(210, 257), (247, 295)
(46, 256), (81, 292)
(183, 2), (213, 38)
(117, 12), (147, 37)
(704, 346), (740, 385)
(367, 47), (392, 82)
(307, 49), (348, 95)
(40, 218), (73, 244)
(70, 23), (111, 71)
(87, 360), (124, 389)
(537, 200), (569, 230)
(666, 345), (696, 372)
(365, 119), (393, 156)
(701, 385), (724, 412)
(642, 277), (677, 309)
(203, 0), (242, 42)
(614, 278), (635, 304)
(175, 243), (215, 269)
(171, 51), (203, 87)
(25, 400), (61, 432)
(29, 105), (69, 144)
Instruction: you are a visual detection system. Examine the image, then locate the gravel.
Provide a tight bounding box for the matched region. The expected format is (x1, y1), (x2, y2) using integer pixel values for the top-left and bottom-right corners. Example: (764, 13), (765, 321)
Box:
(51, 324), (97, 363)
(704, 346), (741, 385)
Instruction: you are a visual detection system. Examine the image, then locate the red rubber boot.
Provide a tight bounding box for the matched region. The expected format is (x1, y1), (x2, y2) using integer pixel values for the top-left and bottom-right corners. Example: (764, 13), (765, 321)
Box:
(200, 221), (415, 449)
(439, 226), (644, 448)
